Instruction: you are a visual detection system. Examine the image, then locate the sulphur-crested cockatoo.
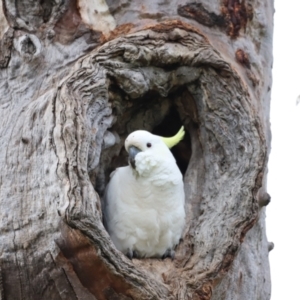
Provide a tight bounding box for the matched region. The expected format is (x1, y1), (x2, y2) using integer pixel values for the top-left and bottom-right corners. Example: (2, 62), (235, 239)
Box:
(104, 127), (185, 259)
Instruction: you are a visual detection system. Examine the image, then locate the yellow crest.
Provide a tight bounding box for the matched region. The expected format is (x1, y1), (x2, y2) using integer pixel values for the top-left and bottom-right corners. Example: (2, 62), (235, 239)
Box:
(161, 126), (185, 148)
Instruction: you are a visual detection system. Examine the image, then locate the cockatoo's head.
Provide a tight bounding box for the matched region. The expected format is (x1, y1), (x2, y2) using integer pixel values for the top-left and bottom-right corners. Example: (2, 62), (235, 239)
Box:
(124, 127), (185, 175)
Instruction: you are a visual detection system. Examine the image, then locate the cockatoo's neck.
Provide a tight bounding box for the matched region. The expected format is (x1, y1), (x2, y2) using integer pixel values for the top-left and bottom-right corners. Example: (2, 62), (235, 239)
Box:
(132, 151), (176, 178)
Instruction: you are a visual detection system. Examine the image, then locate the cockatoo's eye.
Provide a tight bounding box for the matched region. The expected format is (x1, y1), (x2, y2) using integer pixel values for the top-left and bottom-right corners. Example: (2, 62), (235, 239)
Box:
(146, 143), (152, 148)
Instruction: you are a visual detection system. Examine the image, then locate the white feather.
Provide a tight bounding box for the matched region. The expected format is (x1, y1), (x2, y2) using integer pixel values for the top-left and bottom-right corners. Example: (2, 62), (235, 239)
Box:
(104, 130), (185, 258)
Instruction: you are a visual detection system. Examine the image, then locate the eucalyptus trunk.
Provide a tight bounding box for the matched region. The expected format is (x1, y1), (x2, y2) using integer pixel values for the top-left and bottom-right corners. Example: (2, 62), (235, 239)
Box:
(0, 0), (273, 299)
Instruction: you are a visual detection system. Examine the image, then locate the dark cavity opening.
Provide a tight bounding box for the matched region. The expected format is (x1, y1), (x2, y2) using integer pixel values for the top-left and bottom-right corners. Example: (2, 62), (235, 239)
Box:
(152, 106), (191, 175)
(92, 90), (193, 199)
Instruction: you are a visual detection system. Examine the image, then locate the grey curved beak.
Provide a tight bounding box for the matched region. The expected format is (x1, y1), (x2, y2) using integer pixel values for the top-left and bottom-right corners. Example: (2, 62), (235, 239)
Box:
(128, 146), (141, 169)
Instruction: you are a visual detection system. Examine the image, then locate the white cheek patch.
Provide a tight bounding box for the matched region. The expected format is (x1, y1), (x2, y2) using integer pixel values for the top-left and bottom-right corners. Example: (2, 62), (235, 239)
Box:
(135, 152), (158, 176)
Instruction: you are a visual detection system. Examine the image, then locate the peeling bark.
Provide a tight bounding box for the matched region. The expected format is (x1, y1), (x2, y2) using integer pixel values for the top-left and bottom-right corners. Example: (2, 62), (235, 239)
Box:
(0, 0), (273, 299)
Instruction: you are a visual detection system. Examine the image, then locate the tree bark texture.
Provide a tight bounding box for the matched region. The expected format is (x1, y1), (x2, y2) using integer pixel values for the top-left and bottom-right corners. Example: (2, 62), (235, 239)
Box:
(0, 0), (273, 299)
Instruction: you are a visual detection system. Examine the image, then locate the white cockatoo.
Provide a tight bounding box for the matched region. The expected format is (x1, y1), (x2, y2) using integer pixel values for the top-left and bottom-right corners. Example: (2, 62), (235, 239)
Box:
(104, 127), (185, 259)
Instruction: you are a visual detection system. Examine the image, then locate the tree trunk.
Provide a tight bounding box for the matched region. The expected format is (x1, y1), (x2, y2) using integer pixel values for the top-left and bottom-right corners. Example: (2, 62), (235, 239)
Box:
(0, 0), (273, 299)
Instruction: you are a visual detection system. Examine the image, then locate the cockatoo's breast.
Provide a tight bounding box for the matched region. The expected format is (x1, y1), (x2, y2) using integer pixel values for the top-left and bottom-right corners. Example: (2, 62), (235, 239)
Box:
(104, 162), (185, 258)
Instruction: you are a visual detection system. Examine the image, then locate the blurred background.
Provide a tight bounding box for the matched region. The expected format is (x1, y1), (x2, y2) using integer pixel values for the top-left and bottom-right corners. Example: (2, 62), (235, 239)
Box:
(267, 1), (300, 299)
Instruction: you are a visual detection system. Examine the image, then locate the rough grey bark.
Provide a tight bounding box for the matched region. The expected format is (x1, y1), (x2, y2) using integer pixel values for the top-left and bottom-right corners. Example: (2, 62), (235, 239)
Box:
(0, 0), (273, 299)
